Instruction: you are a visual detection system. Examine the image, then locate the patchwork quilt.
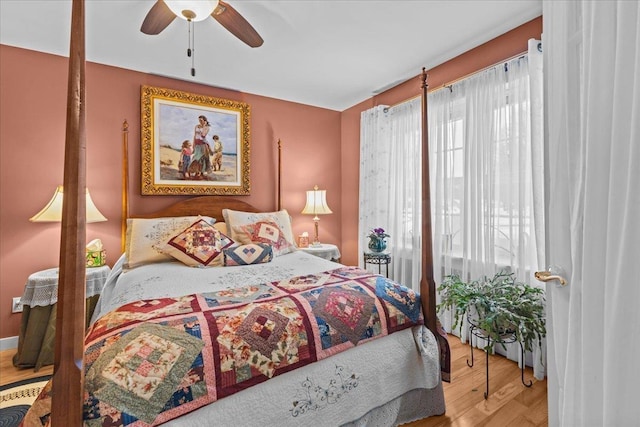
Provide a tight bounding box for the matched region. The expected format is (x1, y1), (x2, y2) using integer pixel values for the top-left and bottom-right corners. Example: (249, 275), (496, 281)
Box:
(53, 267), (424, 426)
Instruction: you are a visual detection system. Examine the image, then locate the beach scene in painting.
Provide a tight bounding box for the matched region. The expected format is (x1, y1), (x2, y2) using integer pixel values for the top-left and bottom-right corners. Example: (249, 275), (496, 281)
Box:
(159, 146), (237, 182)
(156, 101), (240, 184)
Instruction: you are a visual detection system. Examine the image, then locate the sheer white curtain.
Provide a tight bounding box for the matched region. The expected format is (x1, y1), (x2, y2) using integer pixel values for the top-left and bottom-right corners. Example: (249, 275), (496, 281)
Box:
(429, 44), (546, 379)
(544, 1), (640, 425)
(359, 99), (422, 291)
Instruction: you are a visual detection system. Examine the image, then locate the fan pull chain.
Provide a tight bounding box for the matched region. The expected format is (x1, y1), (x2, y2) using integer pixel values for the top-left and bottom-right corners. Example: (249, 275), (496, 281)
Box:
(191, 22), (196, 77)
(186, 20), (196, 77)
(187, 20), (192, 58)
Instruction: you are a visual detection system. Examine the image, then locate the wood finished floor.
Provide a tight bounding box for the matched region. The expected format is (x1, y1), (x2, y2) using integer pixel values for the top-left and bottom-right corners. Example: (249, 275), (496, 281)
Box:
(0, 335), (547, 426)
(406, 336), (548, 426)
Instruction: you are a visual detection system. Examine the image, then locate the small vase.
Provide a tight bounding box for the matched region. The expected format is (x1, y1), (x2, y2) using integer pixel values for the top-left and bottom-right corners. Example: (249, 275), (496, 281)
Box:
(368, 236), (387, 253)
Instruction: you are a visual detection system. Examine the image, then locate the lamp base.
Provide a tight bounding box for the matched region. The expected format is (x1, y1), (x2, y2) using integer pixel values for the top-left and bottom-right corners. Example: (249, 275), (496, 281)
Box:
(310, 241), (322, 248)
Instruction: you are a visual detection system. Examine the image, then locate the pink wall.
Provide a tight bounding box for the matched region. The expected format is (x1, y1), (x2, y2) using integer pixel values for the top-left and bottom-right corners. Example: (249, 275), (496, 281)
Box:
(0, 16), (541, 339)
(0, 45), (341, 338)
(339, 17), (543, 266)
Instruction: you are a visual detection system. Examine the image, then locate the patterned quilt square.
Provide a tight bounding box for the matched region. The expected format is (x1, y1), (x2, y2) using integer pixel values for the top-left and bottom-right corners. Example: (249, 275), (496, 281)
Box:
(299, 283), (384, 355)
(214, 297), (314, 398)
(84, 322), (205, 425)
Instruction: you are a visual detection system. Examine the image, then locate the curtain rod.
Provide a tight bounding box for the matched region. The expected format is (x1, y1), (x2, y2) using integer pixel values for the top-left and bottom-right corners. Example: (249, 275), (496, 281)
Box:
(433, 49), (527, 93)
(381, 49), (528, 111)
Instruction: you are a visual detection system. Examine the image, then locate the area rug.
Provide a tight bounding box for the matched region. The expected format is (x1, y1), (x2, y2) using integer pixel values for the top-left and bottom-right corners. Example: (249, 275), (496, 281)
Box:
(0, 376), (50, 427)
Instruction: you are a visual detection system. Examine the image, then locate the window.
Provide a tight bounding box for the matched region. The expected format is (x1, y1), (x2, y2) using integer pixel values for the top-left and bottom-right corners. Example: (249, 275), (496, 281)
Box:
(429, 56), (541, 281)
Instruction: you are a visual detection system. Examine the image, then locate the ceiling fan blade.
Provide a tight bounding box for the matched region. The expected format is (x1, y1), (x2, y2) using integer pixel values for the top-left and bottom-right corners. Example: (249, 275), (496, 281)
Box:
(212, 1), (263, 47)
(141, 0), (177, 35)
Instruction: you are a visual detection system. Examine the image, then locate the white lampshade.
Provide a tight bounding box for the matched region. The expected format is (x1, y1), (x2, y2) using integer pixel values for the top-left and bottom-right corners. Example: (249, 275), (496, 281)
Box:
(301, 185), (333, 216)
(29, 185), (107, 223)
(301, 185), (332, 247)
(165, 0), (219, 21)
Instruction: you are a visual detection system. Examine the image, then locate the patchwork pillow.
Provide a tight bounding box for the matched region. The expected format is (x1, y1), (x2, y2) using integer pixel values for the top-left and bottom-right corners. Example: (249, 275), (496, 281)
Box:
(124, 216), (215, 269)
(222, 209), (296, 252)
(223, 243), (273, 266)
(159, 219), (234, 267)
(232, 221), (295, 257)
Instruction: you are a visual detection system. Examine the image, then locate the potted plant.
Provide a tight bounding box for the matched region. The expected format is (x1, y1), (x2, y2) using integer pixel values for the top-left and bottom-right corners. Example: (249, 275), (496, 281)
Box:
(367, 227), (389, 253)
(437, 271), (546, 354)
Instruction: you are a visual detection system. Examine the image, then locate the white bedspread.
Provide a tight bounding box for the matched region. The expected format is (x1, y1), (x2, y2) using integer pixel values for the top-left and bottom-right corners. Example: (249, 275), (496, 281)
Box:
(91, 250), (443, 426)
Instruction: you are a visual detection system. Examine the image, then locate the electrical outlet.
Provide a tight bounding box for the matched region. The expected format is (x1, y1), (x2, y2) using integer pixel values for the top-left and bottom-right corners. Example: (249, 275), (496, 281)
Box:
(12, 297), (23, 313)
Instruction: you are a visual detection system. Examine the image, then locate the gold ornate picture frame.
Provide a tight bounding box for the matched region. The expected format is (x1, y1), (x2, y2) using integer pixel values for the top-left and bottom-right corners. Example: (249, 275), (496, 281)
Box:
(141, 85), (250, 195)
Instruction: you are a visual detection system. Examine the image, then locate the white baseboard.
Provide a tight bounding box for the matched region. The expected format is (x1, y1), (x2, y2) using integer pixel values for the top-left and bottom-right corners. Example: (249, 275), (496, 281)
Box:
(0, 336), (18, 351)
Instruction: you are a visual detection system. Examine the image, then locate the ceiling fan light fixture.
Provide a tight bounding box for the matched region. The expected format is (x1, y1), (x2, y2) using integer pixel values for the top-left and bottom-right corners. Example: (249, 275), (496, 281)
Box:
(165, 0), (219, 22)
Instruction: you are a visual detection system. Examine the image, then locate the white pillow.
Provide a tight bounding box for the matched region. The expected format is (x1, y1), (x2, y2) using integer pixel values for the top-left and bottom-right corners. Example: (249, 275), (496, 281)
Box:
(222, 209), (296, 252)
(124, 216), (215, 269)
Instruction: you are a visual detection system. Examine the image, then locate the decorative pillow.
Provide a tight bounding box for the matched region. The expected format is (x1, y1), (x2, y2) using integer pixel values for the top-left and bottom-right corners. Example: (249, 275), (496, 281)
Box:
(223, 243), (273, 266)
(124, 216), (215, 269)
(222, 209), (296, 252)
(159, 219), (234, 267)
(232, 221), (295, 257)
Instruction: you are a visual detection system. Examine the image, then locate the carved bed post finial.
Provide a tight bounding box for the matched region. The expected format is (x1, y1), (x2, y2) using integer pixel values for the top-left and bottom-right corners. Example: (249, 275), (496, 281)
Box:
(421, 67), (428, 90)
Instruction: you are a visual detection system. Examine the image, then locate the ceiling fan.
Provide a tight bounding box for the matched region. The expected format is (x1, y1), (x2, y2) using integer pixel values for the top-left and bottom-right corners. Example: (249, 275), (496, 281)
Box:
(141, 0), (263, 48)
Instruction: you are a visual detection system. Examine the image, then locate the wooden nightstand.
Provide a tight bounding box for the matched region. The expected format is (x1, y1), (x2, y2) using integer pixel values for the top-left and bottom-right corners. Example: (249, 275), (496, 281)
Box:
(299, 243), (341, 262)
(12, 265), (111, 371)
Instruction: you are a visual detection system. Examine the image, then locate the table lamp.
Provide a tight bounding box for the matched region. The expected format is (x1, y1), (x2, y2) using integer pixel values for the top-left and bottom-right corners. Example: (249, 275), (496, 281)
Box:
(301, 185), (332, 247)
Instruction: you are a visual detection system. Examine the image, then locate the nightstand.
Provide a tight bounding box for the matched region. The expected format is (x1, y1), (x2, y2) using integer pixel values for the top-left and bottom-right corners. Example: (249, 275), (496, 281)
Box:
(299, 243), (341, 262)
(363, 252), (391, 277)
(12, 265), (111, 371)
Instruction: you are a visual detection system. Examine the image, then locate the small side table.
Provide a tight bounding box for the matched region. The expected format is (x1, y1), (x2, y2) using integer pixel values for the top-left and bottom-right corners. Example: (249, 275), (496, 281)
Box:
(299, 243), (341, 262)
(13, 265), (111, 371)
(466, 314), (533, 399)
(363, 252), (391, 277)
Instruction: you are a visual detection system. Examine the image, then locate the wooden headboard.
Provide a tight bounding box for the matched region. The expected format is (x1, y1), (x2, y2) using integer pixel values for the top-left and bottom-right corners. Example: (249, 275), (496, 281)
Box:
(133, 196), (259, 221)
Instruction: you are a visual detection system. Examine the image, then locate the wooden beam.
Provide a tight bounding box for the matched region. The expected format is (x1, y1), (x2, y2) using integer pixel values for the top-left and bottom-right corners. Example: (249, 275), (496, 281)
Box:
(52, 0), (86, 425)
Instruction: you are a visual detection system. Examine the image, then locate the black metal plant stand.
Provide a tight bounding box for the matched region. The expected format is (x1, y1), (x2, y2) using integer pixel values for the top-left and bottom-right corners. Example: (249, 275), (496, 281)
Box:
(466, 315), (533, 399)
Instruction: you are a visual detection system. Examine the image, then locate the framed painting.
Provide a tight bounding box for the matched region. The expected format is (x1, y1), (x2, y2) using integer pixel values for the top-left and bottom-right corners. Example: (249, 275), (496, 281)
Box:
(141, 85), (250, 195)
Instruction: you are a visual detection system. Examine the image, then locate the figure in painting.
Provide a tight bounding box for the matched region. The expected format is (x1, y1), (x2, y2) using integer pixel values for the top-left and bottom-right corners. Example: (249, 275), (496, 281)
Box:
(188, 115), (212, 178)
(179, 140), (192, 178)
(212, 135), (223, 171)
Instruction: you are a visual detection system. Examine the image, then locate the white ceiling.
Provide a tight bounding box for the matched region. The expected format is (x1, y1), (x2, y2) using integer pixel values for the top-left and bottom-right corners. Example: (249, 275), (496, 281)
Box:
(0, 0), (542, 111)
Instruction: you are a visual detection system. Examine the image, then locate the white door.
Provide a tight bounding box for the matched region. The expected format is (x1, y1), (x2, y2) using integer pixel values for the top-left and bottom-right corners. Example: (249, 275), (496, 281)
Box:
(542, 1), (640, 426)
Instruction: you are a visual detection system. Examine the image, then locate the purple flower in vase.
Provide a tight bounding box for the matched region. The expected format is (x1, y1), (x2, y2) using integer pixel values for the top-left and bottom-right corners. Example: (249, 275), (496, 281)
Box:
(368, 228), (390, 239)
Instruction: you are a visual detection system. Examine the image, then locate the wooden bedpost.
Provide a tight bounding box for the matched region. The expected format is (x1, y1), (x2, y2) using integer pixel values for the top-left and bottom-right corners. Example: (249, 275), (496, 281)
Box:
(277, 138), (282, 211)
(121, 120), (129, 253)
(420, 68), (437, 335)
(52, 0), (86, 424)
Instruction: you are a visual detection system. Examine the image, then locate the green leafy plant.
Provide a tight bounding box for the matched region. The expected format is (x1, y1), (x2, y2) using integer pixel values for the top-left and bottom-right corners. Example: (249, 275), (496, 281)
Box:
(437, 271), (546, 354)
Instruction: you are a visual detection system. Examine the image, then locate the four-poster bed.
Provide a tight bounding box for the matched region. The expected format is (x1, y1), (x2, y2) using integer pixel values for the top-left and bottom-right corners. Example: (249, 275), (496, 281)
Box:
(25, 1), (448, 425)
